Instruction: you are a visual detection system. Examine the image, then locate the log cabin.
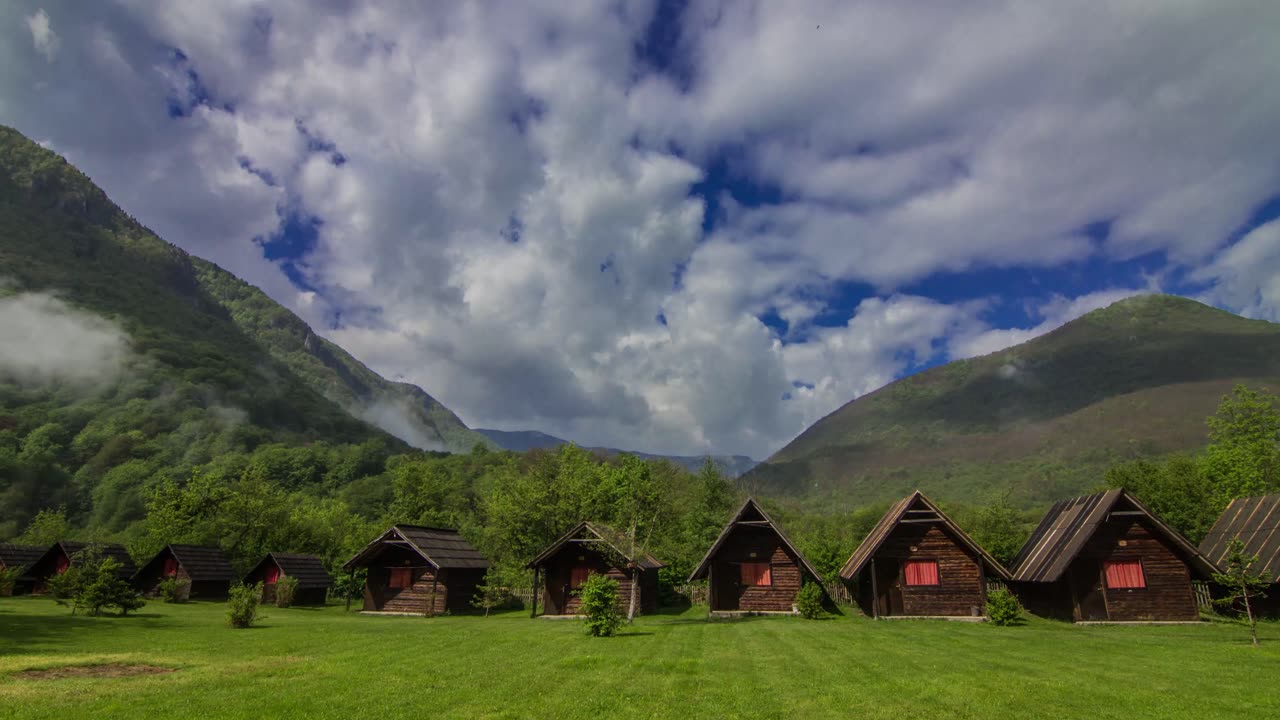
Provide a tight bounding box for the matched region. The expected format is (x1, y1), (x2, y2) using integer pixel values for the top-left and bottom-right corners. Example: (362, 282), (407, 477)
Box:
(526, 521), (664, 617)
(25, 541), (137, 594)
(0, 543), (45, 595)
(243, 552), (332, 605)
(1199, 495), (1280, 617)
(688, 497), (824, 614)
(840, 491), (1010, 619)
(1009, 489), (1218, 622)
(344, 525), (488, 615)
(133, 544), (236, 600)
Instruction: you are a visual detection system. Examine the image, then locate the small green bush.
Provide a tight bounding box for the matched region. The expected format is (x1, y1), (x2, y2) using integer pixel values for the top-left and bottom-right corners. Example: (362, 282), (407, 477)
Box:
(274, 575), (299, 608)
(158, 576), (190, 603)
(986, 587), (1024, 626)
(795, 582), (825, 619)
(333, 569), (367, 608)
(0, 567), (20, 596)
(228, 583), (262, 628)
(577, 573), (621, 637)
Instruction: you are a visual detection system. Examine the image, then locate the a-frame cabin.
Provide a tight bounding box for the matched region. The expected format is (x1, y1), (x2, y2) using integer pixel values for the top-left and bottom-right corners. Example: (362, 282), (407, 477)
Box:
(344, 525), (488, 614)
(1199, 495), (1280, 617)
(840, 491), (1010, 618)
(133, 544), (236, 600)
(1009, 489), (1218, 622)
(688, 497), (824, 613)
(526, 521), (664, 616)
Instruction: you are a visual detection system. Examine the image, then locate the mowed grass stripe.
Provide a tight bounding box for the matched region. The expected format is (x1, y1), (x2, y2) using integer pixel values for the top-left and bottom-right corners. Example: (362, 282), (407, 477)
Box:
(1, 597), (1278, 719)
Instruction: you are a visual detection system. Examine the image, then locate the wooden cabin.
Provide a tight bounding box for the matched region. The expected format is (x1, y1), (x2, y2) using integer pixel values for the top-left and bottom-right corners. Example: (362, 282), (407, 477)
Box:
(688, 497), (824, 613)
(243, 553), (332, 606)
(840, 491), (1010, 619)
(133, 544), (236, 600)
(526, 521), (664, 617)
(344, 525), (488, 614)
(1009, 489), (1218, 622)
(0, 544), (46, 595)
(26, 541), (137, 594)
(1200, 495), (1280, 617)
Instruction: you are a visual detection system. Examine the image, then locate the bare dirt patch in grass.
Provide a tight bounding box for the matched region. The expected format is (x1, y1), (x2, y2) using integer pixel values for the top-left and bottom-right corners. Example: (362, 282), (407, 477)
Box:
(15, 664), (175, 680)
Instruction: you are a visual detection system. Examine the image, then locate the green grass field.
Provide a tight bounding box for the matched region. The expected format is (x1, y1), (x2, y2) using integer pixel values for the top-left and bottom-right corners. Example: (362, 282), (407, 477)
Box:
(1, 597), (1277, 719)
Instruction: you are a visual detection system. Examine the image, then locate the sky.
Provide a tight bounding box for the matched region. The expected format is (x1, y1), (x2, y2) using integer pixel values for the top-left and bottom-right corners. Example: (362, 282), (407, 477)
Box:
(2, 1), (1279, 459)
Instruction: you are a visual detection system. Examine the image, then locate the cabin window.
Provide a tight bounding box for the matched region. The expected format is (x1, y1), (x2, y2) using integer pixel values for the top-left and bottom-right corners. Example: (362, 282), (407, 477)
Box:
(55, 555), (70, 574)
(904, 560), (940, 586)
(163, 557), (179, 577)
(1104, 560), (1146, 589)
(740, 562), (772, 586)
(569, 567), (591, 588)
(263, 564), (281, 585)
(388, 567), (413, 589)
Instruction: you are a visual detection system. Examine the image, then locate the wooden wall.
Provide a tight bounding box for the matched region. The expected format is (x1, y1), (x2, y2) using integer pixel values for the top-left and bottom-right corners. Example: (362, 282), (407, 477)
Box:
(709, 525), (803, 612)
(359, 545), (483, 614)
(536, 545), (657, 616)
(853, 524), (985, 617)
(1082, 518), (1198, 621)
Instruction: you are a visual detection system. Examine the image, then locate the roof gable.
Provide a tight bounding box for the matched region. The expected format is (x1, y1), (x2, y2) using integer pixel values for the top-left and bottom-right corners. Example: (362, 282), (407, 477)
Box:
(134, 544), (236, 583)
(31, 541), (137, 579)
(1010, 489), (1218, 582)
(526, 521), (665, 570)
(838, 491), (1010, 581)
(687, 497), (823, 583)
(245, 553), (332, 589)
(343, 525), (489, 571)
(1200, 495), (1280, 582)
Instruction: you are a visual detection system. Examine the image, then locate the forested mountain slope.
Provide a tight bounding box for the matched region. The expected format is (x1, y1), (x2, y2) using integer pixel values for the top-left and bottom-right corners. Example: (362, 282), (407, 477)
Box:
(0, 125), (486, 535)
(476, 428), (759, 477)
(744, 295), (1280, 508)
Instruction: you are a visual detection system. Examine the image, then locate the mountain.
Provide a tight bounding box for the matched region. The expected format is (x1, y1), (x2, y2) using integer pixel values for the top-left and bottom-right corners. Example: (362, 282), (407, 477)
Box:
(476, 428), (759, 477)
(743, 294), (1280, 508)
(0, 122), (488, 527)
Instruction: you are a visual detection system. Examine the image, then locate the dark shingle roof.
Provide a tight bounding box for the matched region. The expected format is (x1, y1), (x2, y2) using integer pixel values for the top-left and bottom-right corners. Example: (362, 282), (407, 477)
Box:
(343, 525), (489, 571)
(0, 544), (46, 574)
(687, 497), (823, 583)
(526, 521), (665, 570)
(839, 491), (1010, 581)
(134, 544), (236, 583)
(1009, 489), (1218, 583)
(1200, 495), (1280, 582)
(246, 553), (332, 589)
(51, 541), (137, 579)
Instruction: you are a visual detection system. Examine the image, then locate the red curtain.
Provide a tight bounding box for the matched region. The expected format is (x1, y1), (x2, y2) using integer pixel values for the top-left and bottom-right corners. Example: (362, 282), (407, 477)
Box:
(163, 557), (179, 577)
(739, 562), (772, 587)
(569, 567), (590, 588)
(263, 564), (281, 584)
(1104, 561), (1146, 589)
(54, 553), (70, 574)
(904, 560), (940, 586)
(389, 567), (412, 589)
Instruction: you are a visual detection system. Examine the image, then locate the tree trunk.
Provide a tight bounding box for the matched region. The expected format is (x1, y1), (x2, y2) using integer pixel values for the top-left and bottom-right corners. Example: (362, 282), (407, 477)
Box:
(627, 518), (639, 623)
(1244, 587), (1259, 648)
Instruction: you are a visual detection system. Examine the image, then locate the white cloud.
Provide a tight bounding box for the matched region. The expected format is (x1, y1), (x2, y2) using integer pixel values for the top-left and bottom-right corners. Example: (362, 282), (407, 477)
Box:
(1, 1), (1278, 459)
(1193, 218), (1280, 321)
(0, 291), (131, 387)
(25, 9), (59, 62)
(951, 289), (1152, 360)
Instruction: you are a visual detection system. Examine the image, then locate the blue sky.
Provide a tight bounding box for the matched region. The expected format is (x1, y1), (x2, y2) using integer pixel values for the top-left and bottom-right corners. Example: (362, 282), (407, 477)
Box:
(2, 1), (1279, 458)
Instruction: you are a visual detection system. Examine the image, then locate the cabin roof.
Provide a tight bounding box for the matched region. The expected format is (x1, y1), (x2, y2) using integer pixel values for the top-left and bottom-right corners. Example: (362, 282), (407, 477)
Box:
(0, 544), (46, 574)
(343, 525), (489, 571)
(30, 541), (137, 579)
(134, 544), (236, 583)
(525, 521), (666, 570)
(1009, 489), (1218, 583)
(838, 491), (1011, 581)
(247, 552), (333, 589)
(687, 497), (823, 583)
(1200, 495), (1280, 582)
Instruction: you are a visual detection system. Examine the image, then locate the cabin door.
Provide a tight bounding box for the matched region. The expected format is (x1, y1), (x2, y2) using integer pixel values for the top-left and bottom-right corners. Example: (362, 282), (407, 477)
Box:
(1070, 561), (1107, 621)
(715, 565), (740, 611)
(876, 560), (903, 616)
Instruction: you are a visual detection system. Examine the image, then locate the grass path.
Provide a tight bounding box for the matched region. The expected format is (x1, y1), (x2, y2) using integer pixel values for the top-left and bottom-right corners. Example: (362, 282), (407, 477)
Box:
(1, 597), (1277, 719)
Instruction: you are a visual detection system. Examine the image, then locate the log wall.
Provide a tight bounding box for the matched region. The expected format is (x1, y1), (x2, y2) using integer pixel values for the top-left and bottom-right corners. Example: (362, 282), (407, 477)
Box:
(870, 524), (986, 616)
(1080, 518), (1198, 621)
(710, 525), (803, 612)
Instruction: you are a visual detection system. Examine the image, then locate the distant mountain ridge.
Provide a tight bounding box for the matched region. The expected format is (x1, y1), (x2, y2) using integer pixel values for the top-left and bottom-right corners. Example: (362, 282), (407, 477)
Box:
(477, 428), (759, 477)
(743, 294), (1280, 508)
(0, 124), (487, 454)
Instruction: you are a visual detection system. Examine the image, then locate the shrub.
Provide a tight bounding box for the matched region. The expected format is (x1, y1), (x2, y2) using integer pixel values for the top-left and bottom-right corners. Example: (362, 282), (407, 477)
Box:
(157, 576), (191, 603)
(228, 583), (262, 628)
(274, 575), (299, 608)
(332, 568), (367, 609)
(795, 582), (825, 619)
(577, 573), (621, 637)
(80, 558), (146, 616)
(471, 569), (515, 616)
(0, 567), (20, 596)
(986, 587), (1024, 626)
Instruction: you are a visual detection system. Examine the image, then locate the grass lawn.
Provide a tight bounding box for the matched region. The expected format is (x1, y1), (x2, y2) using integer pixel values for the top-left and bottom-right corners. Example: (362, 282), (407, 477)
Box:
(1, 597), (1277, 719)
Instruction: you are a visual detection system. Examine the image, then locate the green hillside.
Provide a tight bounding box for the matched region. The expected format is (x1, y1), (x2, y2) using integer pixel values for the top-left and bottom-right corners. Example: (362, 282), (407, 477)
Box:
(0, 125), (487, 535)
(745, 294), (1280, 508)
